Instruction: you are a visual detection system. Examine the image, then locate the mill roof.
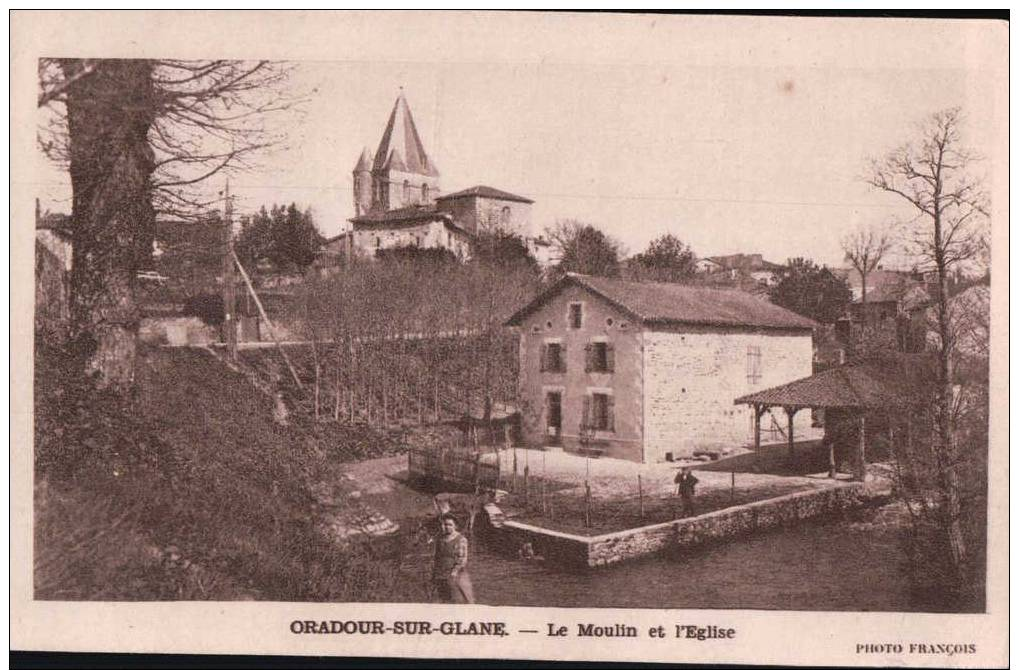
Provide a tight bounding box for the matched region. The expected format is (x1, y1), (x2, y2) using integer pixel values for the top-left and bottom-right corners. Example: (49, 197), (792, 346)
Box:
(436, 185), (534, 204)
(504, 274), (817, 331)
(734, 359), (931, 409)
(372, 93), (439, 177)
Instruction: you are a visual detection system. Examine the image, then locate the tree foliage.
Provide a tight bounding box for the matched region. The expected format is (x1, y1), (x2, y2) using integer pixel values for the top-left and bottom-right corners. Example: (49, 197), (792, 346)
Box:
(235, 203), (324, 273)
(769, 258), (852, 324)
(627, 233), (697, 282)
(546, 220), (622, 279)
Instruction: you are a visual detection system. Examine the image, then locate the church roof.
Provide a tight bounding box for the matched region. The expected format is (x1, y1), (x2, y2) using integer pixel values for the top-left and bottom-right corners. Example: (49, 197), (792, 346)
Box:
(353, 147), (372, 172)
(372, 93), (439, 177)
(349, 204), (469, 238)
(437, 185), (534, 204)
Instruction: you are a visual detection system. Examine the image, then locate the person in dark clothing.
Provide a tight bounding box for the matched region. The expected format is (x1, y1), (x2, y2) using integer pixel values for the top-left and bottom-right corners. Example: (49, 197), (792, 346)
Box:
(674, 467), (699, 517)
(431, 514), (475, 604)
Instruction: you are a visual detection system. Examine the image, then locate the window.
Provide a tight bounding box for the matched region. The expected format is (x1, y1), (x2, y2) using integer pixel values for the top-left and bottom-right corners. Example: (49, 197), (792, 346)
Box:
(584, 392), (615, 432)
(375, 237), (381, 249)
(447, 232), (452, 246)
(541, 342), (566, 373)
(403, 180), (410, 202)
(422, 184), (429, 201)
(501, 205), (511, 226)
(585, 341), (614, 373)
(568, 302), (583, 329)
(746, 345), (762, 384)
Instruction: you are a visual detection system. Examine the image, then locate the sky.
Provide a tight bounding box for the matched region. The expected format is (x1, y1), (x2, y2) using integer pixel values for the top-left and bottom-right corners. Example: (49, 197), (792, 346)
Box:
(35, 14), (1003, 269)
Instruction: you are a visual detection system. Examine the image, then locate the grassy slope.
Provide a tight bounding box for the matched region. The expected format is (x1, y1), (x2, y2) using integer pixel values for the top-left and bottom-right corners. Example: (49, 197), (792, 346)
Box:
(34, 343), (417, 601)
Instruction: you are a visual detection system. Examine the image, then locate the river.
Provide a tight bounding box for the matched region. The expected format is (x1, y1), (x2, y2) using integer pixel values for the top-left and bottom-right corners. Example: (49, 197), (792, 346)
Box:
(356, 465), (978, 613)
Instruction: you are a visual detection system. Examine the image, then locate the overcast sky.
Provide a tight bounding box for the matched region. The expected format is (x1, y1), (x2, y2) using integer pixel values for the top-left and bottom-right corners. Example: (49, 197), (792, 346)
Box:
(35, 14), (1003, 268)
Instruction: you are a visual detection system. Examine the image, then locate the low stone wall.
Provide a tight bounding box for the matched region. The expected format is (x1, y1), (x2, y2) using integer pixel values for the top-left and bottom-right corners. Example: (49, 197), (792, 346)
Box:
(497, 483), (864, 568)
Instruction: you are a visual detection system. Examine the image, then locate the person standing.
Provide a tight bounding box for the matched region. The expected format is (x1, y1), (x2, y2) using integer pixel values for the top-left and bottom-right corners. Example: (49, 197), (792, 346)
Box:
(674, 467), (699, 517)
(431, 514), (475, 604)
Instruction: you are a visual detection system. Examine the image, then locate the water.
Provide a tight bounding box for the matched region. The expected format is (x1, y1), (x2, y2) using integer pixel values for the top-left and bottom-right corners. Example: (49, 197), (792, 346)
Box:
(365, 479), (971, 612)
(465, 519), (918, 611)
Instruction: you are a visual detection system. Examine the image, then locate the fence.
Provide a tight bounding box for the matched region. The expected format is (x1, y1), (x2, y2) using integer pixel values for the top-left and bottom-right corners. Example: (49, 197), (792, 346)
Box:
(407, 446), (500, 492)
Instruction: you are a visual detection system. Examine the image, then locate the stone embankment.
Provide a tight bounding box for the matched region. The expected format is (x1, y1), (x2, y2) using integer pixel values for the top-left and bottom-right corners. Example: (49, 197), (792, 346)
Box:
(494, 482), (870, 567)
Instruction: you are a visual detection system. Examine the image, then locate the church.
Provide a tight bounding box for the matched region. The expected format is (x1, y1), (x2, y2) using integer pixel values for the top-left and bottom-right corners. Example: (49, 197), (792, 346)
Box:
(319, 92), (551, 265)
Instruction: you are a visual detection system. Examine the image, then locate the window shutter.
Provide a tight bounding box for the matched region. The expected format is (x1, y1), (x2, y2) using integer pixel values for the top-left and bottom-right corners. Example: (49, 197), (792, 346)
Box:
(540, 344), (548, 372)
(607, 395), (615, 432)
(560, 344), (567, 372)
(606, 343), (615, 373)
(584, 343), (593, 372)
(581, 395), (591, 433)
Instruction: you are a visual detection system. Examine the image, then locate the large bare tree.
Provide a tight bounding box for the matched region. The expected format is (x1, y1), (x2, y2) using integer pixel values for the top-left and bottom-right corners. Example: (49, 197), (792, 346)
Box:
(841, 223), (892, 322)
(867, 107), (989, 573)
(38, 59), (299, 387)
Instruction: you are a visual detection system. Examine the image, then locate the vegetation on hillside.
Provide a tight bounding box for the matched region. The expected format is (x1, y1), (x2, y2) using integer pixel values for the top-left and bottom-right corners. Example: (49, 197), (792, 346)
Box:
(33, 342), (422, 601)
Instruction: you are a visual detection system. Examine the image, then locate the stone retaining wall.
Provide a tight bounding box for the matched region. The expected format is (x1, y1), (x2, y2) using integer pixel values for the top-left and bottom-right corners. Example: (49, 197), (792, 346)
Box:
(499, 483), (864, 568)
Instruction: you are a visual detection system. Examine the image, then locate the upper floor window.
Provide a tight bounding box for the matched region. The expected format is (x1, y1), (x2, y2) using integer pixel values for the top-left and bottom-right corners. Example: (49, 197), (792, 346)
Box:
(586, 341), (614, 373)
(422, 183), (429, 201)
(403, 180), (411, 202)
(375, 237), (381, 249)
(568, 302), (583, 329)
(746, 345), (762, 384)
(501, 205), (511, 226)
(540, 341), (566, 373)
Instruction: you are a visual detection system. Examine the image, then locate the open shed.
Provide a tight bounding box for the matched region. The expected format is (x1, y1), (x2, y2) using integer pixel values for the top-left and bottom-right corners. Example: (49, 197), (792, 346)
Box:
(735, 361), (929, 480)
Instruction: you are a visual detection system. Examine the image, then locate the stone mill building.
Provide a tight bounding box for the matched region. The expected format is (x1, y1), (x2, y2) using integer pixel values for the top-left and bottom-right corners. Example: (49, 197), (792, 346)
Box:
(505, 274), (819, 463)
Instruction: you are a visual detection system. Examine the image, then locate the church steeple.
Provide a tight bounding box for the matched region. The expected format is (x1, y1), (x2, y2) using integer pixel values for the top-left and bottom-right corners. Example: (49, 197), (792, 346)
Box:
(373, 91), (439, 178)
(354, 91), (441, 215)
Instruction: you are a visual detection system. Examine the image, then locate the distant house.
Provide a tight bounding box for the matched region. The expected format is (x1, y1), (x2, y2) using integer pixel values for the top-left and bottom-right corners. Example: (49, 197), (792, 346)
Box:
(705, 253), (785, 286)
(832, 268), (930, 324)
(694, 257), (724, 274)
(505, 274), (818, 463)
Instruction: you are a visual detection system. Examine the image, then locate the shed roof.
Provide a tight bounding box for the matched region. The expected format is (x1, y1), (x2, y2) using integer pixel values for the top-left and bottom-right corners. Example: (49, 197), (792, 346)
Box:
(734, 360), (930, 410)
(504, 274), (816, 331)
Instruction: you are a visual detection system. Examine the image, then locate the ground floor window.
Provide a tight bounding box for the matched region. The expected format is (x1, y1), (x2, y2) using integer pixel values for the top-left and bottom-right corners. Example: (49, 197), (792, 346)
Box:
(584, 392), (614, 432)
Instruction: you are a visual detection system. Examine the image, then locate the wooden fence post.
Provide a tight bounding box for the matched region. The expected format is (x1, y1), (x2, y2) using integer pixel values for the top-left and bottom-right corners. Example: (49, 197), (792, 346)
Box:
(584, 480), (592, 529)
(638, 474), (644, 520)
(523, 464), (530, 505)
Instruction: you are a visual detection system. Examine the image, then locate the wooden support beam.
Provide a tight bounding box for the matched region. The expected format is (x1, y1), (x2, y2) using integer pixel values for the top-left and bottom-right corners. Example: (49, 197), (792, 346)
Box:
(854, 414), (867, 481)
(785, 406), (798, 458)
(753, 404), (762, 451)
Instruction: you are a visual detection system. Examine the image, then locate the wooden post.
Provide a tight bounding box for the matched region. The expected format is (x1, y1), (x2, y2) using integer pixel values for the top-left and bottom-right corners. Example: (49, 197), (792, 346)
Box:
(730, 471), (735, 503)
(638, 474), (644, 520)
(753, 404), (762, 451)
(523, 464), (530, 505)
(786, 407), (796, 458)
(333, 360), (340, 421)
(433, 378), (439, 423)
(584, 480), (592, 529)
(512, 448), (518, 493)
(855, 414), (867, 481)
(827, 433), (836, 479)
(222, 182), (237, 360)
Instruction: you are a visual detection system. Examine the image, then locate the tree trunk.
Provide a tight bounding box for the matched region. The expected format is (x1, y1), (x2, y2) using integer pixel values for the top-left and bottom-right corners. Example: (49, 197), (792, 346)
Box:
(62, 59), (156, 388)
(933, 203), (967, 574)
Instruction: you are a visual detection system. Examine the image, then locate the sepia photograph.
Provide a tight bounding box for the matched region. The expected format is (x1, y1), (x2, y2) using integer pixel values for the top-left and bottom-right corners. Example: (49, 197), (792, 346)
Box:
(12, 10), (1008, 666)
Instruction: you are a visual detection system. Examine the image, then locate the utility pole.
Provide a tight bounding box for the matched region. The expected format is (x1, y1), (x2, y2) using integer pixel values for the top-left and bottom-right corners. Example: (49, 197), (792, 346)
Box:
(222, 180), (238, 360)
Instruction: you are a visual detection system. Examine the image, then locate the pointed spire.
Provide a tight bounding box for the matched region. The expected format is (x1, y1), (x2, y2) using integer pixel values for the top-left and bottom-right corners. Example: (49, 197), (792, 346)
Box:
(353, 146), (372, 172)
(373, 92), (438, 177)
